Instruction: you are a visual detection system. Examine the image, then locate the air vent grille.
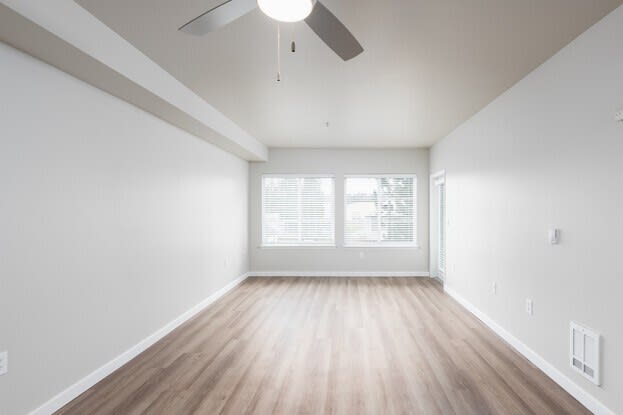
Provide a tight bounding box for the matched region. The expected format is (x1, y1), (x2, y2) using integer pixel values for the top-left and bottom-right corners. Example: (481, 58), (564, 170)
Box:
(570, 322), (600, 385)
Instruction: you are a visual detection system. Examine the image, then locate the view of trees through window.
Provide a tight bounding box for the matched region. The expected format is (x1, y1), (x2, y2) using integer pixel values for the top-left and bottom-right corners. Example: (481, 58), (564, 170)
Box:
(345, 176), (416, 246)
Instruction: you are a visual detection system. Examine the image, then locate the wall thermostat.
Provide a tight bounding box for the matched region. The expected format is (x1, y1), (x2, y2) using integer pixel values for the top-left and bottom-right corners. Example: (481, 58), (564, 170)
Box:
(549, 228), (561, 245)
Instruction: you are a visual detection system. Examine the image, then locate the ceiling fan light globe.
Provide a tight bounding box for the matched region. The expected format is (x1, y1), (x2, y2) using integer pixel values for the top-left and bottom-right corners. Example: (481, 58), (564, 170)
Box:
(257, 0), (315, 22)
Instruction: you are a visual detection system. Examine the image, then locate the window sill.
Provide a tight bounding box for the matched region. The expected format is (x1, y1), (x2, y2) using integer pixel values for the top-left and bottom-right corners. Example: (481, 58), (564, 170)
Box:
(259, 245), (337, 249)
(258, 244), (420, 249)
(344, 244), (421, 249)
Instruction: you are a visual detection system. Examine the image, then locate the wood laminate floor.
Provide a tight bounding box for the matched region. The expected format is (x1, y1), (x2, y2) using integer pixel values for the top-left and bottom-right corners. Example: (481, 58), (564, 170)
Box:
(56, 278), (590, 415)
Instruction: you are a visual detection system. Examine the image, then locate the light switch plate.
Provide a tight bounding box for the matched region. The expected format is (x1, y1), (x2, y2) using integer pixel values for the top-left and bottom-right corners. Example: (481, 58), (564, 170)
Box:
(0, 351), (8, 376)
(526, 299), (533, 316)
(615, 109), (623, 122)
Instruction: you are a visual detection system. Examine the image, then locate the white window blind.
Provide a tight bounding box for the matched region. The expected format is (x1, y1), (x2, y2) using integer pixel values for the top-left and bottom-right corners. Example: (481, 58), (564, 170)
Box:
(262, 175), (335, 247)
(344, 175), (416, 246)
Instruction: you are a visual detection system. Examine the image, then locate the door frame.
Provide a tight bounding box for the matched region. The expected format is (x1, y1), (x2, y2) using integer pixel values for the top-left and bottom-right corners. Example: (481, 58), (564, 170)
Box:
(430, 170), (446, 281)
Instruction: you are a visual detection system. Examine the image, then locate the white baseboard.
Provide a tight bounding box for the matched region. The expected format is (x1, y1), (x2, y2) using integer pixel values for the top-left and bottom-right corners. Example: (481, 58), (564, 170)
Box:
(444, 285), (615, 415)
(248, 271), (430, 277)
(29, 273), (250, 415)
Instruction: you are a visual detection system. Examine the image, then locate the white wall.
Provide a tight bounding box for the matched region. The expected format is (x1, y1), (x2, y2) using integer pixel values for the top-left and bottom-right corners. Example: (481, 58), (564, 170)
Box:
(249, 148), (429, 274)
(430, 5), (623, 414)
(0, 43), (249, 415)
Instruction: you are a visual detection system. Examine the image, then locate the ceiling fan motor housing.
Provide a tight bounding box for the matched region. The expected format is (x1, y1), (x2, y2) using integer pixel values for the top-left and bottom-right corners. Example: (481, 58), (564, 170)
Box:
(257, 0), (317, 23)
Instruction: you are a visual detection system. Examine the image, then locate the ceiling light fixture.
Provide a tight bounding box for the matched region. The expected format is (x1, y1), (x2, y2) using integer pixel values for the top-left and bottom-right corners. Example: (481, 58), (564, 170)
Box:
(257, 0), (316, 22)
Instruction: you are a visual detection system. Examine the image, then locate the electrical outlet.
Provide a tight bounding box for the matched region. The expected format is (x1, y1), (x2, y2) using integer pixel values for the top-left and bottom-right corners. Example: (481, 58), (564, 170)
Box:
(526, 299), (533, 316)
(492, 282), (497, 294)
(0, 351), (8, 376)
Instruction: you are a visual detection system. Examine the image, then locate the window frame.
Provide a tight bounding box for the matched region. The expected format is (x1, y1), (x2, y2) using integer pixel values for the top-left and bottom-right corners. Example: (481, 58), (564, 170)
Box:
(343, 174), (418, 248)
(261, 173), (336, 248)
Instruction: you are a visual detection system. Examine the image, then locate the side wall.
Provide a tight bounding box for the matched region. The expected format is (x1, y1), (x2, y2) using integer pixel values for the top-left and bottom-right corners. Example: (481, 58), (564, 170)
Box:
(249, 148), (429, 274)
(0, 43), (249, 415)
(430, 6), (623, 414)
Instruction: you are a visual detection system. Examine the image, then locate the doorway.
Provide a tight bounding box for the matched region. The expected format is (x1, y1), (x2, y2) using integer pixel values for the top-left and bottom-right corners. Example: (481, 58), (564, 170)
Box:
(430, 171), (446, 281)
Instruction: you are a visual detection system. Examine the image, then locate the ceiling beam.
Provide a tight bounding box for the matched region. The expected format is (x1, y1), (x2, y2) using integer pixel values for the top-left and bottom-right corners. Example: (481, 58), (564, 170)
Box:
(0, 0), (268, 161)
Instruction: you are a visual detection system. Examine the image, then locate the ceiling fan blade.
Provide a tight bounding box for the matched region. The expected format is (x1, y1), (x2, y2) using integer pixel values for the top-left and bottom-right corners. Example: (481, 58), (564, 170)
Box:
(179, 0), (257, 35)
(305, 1), (363, 61)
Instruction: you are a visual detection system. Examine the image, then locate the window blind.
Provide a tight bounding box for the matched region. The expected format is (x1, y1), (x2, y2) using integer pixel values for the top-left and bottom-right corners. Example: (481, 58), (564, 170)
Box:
(262, 175), (335, 246)
(344, 175), (416, 246)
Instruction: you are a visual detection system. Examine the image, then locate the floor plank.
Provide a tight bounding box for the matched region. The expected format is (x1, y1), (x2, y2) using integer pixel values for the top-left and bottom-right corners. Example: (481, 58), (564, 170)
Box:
(55, 277), (591, 415)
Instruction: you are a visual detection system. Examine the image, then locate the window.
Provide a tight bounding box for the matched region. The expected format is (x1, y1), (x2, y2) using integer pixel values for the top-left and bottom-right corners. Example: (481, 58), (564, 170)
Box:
(344, 175), (416, 247)
(262, 175), (335, 247)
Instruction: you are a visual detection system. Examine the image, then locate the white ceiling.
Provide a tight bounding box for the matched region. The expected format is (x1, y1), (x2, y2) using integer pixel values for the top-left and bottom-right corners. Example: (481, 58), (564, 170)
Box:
(76, 0), (622, 148)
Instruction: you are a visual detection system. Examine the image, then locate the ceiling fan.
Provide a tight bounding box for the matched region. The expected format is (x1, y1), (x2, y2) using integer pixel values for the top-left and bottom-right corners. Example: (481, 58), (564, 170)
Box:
(179, 0), (364, 61)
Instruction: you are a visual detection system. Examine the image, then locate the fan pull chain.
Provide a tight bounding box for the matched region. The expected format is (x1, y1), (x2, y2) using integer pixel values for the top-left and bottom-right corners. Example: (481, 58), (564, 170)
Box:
(277, 23), (281, 82)
(291, 25), (296, 53)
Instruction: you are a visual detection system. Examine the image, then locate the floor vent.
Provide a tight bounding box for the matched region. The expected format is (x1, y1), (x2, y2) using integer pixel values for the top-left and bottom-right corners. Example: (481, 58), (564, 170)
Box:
(570, 322), (600, 385)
